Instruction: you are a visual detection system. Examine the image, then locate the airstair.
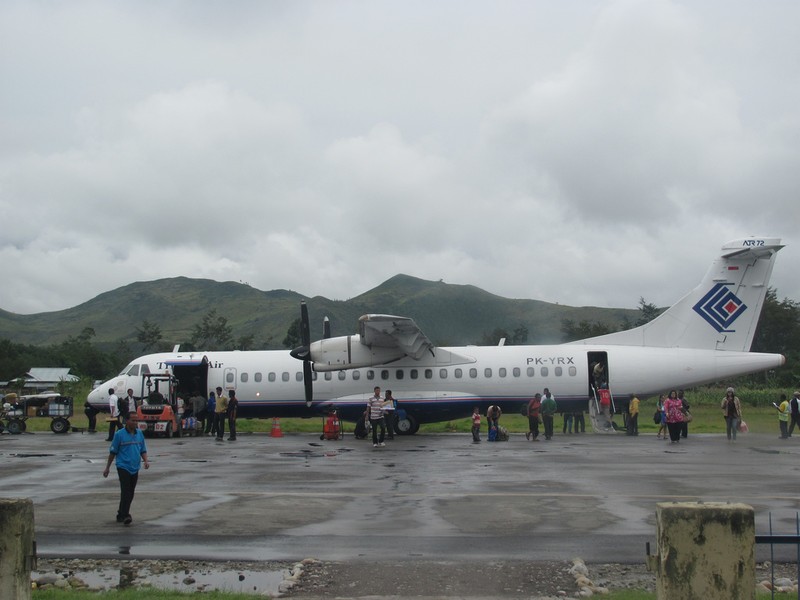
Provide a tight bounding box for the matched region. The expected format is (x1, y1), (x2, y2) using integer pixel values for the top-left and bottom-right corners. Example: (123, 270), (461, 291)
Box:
(588, 385), (619, 433)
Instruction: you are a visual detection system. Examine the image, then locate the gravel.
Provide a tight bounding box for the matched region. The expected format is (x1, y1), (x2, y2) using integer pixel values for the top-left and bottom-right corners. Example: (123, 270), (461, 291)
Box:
(32, 557), (799, 598)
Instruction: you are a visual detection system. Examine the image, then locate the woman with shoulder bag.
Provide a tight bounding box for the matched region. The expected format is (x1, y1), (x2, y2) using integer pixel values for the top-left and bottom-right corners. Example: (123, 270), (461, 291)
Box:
(721, 387), (742, 441)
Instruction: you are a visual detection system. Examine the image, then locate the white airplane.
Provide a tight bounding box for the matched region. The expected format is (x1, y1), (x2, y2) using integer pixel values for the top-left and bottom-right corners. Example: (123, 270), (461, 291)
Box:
(87, 237), (785, 434)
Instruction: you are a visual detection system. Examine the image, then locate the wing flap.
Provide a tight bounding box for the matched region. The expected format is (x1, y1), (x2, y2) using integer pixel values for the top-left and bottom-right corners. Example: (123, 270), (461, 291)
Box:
(359, 314), (434, 359)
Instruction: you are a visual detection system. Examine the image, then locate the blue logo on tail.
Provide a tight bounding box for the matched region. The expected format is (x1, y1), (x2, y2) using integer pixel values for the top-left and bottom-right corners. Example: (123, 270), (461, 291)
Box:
(693, 283), (747, 333)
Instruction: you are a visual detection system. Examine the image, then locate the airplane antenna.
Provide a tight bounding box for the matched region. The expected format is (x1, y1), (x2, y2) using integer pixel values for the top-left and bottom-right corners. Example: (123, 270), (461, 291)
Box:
(323, 317), (331, 339)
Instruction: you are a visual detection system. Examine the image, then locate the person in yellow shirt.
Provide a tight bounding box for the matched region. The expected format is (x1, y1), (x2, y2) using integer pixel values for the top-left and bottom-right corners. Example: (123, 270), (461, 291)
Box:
(776, 394), (790, 439)
(627, 394), (640, 436)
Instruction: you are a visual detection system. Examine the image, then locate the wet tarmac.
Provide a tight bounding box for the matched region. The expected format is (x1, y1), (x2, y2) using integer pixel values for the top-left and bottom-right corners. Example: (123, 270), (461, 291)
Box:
(2, 429), (800, 564)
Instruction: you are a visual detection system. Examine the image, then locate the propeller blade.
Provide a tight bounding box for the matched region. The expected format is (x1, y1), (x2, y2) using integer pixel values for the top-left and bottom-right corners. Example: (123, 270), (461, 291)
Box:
(291, 301), (314, 408)
(303, 361), (313, 407)
(300, 301), (311, 347)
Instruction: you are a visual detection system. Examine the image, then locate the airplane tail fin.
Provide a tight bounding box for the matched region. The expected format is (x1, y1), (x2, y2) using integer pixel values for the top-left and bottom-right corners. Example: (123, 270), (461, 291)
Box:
(574, 237), (784, 351)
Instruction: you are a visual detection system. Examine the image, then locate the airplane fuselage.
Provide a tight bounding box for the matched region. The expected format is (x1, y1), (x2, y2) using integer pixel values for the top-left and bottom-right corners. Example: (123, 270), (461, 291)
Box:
(88, 343), (784, 431)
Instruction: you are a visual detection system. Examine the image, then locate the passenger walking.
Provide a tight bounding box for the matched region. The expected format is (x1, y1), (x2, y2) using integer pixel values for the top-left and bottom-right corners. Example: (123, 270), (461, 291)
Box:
(656, 396), (667, 440)
(124, 388), (137, 423)
(540, 388), (557, 441)
(526, 394), (541, 441)
(102, 416), (149, 525)
(789, 391), (800, 437)
(486, 405), (502, 441)
(367, 386), (386, 448)
(205, 391), (216, 435)
(227, 390), (238, 441)
(214, 386), (228, 442)
(384, 390), (397, 440)
(663, 390), (684, 443)
(573, 410), (585, 433)
(106, 388), (121, 441)
(627, 394), (639, 436)
(562, 411), (573, 434)
(678, 390), (690, 438)
(471, 406), (481, 443)
(721, 387), (742, 441)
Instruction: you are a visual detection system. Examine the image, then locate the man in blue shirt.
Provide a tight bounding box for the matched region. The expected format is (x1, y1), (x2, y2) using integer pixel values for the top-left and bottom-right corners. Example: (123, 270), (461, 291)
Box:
(103, 418), (149, 525)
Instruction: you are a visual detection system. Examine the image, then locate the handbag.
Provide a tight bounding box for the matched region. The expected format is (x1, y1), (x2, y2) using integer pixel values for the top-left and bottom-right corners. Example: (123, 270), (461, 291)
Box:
(653, 410), (661, 425)
(738, 420), (748, 433)
(682, 410), (693, 423)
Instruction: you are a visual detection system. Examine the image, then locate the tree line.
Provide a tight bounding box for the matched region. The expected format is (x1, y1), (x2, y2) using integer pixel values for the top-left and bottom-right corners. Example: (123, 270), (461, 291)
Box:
(1, 289), (798, 387)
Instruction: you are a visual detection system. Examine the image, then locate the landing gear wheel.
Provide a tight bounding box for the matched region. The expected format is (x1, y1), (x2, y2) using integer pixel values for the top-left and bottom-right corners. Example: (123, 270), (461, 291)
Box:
(51, 418), (70, 434)
(7, 419), (25, 435)
(395, 413), (418, 436)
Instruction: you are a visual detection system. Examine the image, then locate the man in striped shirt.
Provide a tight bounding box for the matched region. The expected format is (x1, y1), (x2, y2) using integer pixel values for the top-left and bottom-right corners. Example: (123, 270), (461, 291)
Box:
(367, 386), (386, 448)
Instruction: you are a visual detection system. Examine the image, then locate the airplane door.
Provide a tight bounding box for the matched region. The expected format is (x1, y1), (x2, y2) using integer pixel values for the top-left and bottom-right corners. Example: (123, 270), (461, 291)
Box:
(223, 368), (237, 392)
(587, 351), (608, 392)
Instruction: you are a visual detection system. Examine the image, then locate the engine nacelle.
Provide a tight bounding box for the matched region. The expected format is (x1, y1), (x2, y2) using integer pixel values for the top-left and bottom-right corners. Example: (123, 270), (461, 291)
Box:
(309, 335), (406, 371)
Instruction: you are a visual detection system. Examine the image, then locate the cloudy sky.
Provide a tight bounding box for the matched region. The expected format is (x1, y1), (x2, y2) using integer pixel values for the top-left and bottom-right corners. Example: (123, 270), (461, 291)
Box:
(2, 0), (799, 316)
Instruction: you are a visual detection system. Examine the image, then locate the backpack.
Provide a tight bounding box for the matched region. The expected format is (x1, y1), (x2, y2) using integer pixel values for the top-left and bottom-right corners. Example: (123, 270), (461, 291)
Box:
(117, 396), (129, 417)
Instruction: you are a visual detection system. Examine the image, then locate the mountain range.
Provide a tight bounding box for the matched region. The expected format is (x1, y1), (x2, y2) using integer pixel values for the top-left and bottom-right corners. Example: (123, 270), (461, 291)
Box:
(0, 275), (639, 348)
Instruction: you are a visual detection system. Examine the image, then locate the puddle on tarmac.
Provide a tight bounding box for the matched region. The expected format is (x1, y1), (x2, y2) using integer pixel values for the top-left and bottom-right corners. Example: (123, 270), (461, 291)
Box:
(33, 565), (286, 595)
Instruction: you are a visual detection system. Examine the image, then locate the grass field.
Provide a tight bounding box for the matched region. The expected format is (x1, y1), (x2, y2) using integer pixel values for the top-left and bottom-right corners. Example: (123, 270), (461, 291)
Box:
(10, 386), (792, 437)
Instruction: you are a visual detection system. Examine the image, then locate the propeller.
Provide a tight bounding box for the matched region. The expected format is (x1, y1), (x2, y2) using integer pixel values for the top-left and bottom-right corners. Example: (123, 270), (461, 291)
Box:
(323, 316), (331, 339)
(289, 301), (314, 407)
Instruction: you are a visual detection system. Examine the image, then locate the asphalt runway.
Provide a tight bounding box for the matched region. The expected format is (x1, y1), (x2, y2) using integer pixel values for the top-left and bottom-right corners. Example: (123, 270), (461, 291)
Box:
(2, 428), (799, 564)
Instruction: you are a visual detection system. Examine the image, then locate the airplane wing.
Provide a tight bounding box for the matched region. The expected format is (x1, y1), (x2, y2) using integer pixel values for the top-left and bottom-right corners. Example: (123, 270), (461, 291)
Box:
(358, 314), (434, 360)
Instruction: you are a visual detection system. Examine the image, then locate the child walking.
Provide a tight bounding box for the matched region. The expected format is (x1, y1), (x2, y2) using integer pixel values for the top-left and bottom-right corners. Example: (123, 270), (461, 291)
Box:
(471, 406), (481, 442)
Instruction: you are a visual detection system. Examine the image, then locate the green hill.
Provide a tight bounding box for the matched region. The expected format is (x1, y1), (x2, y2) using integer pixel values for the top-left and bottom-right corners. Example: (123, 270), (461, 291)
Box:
(0, 274), (639, 349)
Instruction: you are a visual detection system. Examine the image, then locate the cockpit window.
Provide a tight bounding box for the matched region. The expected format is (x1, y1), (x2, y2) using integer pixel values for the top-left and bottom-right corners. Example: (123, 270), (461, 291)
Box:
(141, 364), (151, 375)
(126, 364), (140, 377)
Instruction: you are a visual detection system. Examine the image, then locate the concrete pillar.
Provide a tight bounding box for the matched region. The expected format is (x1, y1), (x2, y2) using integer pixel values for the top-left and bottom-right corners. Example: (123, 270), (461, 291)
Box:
(0, 498), (35, 600)
(647, 501), (754, 600)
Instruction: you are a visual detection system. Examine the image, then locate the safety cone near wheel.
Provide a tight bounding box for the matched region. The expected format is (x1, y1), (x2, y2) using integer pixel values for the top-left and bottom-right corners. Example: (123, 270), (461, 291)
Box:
(270, 417), (284, 438)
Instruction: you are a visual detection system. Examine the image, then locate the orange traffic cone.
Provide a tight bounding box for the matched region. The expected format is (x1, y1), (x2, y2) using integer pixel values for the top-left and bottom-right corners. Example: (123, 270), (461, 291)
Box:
(270, 417), (284, 438)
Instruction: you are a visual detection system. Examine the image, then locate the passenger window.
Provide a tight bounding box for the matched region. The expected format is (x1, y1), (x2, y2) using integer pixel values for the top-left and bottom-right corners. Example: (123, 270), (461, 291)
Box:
(569, 366), (577, 376)
(312, 372), (318, 381)
(555, 367), (562, 376)
(241, 373), (248, 383)
(396, 369), (404, 380)
(282, 372), (290, 382)
(425, 369), (433, 379)
(367, 370), (375, 380)
(255, 373), (262, 383)
(410, 369), (418, 379)
(324, 372), (332, 381)
(513, 368), (520, 377)
(381, 369), (389, 380)
(338, 371), (346, 381)
(541, 367), (549, 377)
(353, 371), (361, 380)
(439, 368), (448, 379)
(484, 368), (492, 378)
(454, 368), (462, 378)
(499, 368), (507, 378)
(296, 372), (303, 382)
(226, 372), (234, 383)
(527, 367), (535, 377)
(469, 368), (478, 378)
(268, 372), (276, 382)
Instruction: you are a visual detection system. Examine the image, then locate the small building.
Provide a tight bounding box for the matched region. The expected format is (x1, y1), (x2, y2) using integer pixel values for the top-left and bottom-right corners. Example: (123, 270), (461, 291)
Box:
(3, 368), (80, 393)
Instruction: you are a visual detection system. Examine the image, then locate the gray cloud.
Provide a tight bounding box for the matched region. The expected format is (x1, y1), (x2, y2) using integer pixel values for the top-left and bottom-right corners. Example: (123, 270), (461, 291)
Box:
(1, 0), (798, 316)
